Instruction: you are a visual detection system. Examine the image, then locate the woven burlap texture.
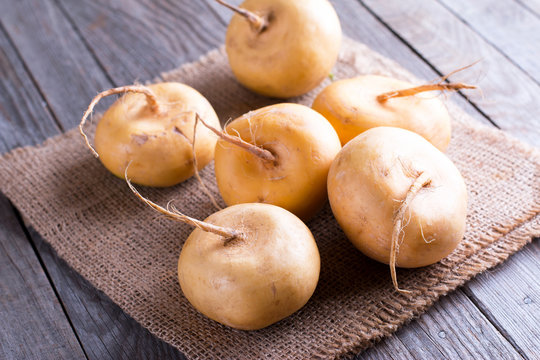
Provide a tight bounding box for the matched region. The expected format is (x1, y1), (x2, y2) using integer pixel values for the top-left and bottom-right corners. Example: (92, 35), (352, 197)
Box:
(0, 38), (538, 359)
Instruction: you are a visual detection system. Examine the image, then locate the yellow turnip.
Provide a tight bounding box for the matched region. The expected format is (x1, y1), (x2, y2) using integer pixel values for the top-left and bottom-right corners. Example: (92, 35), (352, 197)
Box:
(126, 176), (320, 330)
(202, 103), (341, 221)
(327, 127), (467, 291)
(217, 0), (342, 98)
(79, 83), (220, 187)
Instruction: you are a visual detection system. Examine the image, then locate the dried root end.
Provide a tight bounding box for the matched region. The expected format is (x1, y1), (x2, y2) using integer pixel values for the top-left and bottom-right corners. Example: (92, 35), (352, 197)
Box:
(79, 85), (161, 158)
(390, 171), (432, 293)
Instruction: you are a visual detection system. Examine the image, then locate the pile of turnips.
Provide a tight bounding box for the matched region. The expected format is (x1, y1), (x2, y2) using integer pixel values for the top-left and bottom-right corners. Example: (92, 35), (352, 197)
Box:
(79, 0), (476, 330)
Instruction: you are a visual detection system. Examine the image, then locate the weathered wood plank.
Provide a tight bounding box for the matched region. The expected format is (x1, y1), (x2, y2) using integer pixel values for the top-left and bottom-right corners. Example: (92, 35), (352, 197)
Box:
(0, 0), (111, 130)
(56, 0), (227, 84)
(359, 290), (522, 360)
(361, 0), (540, 147)
(0, 22), (87, 360)
(439, 0), (540, 83)
(464, 240), (540, 359)
(1, 0), (187, 358)
(0, 195), (87, 360)
(0, 26), (60, 150)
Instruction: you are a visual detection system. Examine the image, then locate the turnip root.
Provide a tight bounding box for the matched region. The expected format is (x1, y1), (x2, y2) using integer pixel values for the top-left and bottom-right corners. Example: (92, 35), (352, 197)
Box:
(126, 175), (320, 330)
(217, 0), (342, 98)
(206, 103), (341, 221)
(79, 83), (220, 187)
(312, 75), (477, 151)
(327, 127), (467, 292)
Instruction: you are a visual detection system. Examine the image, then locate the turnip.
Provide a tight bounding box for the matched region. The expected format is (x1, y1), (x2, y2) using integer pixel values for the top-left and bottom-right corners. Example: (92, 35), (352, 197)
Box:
(79, 83), (220, 187)
(126, 175), (320, 330)
(198, 103), (342, 221)
(327, 127), (467, 292)
(216, 0), (342, 98)
(312, 75), (477, 151)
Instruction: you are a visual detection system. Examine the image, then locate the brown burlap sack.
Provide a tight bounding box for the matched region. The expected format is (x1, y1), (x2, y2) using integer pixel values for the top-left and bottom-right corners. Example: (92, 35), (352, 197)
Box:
(0, 38), (538, 359)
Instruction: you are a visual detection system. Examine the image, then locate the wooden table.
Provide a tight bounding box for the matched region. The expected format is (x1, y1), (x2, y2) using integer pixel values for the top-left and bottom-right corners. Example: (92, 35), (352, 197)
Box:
(1, 1), (539, 358)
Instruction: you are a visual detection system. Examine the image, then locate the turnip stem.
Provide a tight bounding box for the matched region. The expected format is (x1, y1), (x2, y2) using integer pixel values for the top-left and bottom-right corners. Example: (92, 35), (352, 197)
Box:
(215, 0), (267, 33)
(390, 171), (432, 294)
(125, 167), (242, 242)
(79, 85), (161, 158)
(196, 113), (276, 163)
(377, 82), (477, 103)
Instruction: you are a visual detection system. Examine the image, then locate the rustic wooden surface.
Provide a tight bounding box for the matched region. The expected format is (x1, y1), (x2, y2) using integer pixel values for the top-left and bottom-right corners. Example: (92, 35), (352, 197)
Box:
(0, 0), (538, 359)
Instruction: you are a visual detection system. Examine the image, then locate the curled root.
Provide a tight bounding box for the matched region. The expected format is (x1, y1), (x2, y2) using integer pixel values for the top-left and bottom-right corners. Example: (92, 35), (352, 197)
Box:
(390, 171), (432, 293)
(124, 165), (242, 242)
(79, 85), (161, 157)
(195, 114), (275, 163)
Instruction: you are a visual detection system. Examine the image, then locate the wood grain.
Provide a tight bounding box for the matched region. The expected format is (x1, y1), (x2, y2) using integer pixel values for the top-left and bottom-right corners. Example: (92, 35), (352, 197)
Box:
(1, 0), (186, 358)
(0, 0), (111, 130)
(56, 0), (226, 84)
(358, 290), (522, 359)
(362, 0), (540, 147)
(0, 24), (87, 360)
(439, 0), (540, 83)
(0, 26), (60, 150)
(464, 240), (540, 359)
(0, 195), (86, 360)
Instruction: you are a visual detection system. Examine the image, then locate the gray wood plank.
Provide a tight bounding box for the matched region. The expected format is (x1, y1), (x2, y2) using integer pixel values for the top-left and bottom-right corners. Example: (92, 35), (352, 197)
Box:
(359, 290), (522, 360)
(464, 240), (540, 359)
(0, 25), (60, 150)
(439, 0), (540, 83)
(0, 0), (111, 130)
(0, 22), (87, 360)
(361, 0), (540, 147)
(1, 0), (187, 358)
(0, 195), (87, 360)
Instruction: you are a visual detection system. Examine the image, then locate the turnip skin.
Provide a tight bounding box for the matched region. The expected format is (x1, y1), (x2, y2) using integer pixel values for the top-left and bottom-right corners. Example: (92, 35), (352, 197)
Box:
(327, 127), (467, 269)
(312, 75), (452, 150)
(178, 203), (320, 330)
(214, 103), (342, 221)
(93, 83), (220, 187)
(225, 0), (342, 98)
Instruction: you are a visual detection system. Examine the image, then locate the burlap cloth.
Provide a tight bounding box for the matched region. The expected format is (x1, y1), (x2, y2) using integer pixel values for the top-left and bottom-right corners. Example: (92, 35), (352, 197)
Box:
(1, 38), (539, 359)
